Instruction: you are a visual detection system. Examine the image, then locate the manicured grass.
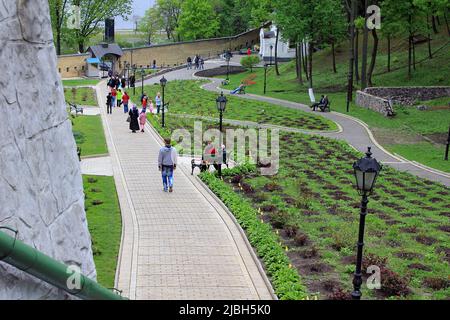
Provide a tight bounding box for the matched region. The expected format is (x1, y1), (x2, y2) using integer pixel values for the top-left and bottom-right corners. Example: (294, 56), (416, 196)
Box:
(64, 87), (98, 106)
(133, 80), (337, 131)
(218, 40), (450, 172)
(388, 142), (450, 172)
(72, 115), (108, 157)
(63, 79), (101, 87)
(83, 175), (122, 288)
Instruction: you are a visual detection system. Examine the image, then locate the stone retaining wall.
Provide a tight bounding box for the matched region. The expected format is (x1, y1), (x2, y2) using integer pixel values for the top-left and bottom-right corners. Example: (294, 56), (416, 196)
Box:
(356, 90), (392, 116)
(58, 25), (265, 78)
(364, 86), (450, 105)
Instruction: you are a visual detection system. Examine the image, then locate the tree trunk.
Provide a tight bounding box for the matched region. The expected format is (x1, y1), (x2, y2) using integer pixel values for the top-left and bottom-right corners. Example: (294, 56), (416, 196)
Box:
(360, 0), (369, 89)
(331, 40), (337, 73)
(298, 42), (303, 84)
(431, 15), (439, 34)
(78, 41), (84, 54)
(308, 42), (313, 88)
(427, 15), (433, 59)
(445, 12), (450, 36)
(367, 29), (378, 87)
(408, 33), (412, 79)
(347, 0), (356, 107)
(275, 28), (280, 76)
(303, 42), (309, 81)
(355, 29), (360, 81)
(413, 37), (416, 70)
(295, 43), (300, 79)
(387, 34), (391, 72)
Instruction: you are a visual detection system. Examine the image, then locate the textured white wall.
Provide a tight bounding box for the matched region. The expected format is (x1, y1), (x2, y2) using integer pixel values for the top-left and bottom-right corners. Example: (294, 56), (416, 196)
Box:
(0, 0), (96, 299)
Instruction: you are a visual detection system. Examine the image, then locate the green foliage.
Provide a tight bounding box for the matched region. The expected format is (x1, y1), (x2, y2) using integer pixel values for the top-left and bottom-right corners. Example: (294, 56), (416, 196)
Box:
(138, 7), (162, 45)
(71, 116), (108, 156)
(177, 0), (220, 40)
(240, 56), (260, 72)
(199, 171), (307, 300)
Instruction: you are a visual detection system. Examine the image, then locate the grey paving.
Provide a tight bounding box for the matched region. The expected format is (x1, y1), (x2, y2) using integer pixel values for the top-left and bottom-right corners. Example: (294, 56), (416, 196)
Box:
(95, 83), (275, 300)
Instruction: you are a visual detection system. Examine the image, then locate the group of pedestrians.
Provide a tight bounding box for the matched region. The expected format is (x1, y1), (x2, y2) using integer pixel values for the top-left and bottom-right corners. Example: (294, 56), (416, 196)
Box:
(106, 77), (130, 114)
(187, 55), (204, 70)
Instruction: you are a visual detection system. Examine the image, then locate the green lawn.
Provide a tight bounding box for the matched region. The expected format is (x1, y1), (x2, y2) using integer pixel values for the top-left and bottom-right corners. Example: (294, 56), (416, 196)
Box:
(63, 79), (101, 87)
(218, 33), (450, 172)
(64, 87), (98, 106)
(133, 80), (337, 131)
(83, 175), (122, 288)
(72, 115), (108, 157)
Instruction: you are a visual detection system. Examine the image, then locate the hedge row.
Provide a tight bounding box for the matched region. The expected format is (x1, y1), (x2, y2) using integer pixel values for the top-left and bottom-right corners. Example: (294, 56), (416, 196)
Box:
(199, 168), (307, 300)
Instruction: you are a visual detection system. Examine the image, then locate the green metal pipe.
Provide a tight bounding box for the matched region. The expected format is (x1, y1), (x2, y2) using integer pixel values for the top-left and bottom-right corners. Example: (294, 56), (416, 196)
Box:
(0, 229), (126, 300)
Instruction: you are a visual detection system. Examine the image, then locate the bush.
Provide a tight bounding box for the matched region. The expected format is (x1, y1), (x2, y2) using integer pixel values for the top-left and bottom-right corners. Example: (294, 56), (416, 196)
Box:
(240, 56), (261, 72)
(199, 170), (307, 300)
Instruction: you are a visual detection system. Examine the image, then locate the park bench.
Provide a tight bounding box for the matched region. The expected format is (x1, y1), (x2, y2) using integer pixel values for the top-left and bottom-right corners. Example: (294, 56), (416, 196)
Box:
(68, 103), (83, 115)
(310, 100), (331, 112)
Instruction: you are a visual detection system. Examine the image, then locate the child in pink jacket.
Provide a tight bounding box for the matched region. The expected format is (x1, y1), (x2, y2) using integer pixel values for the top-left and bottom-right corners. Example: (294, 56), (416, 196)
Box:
(139, 110), (147, 133)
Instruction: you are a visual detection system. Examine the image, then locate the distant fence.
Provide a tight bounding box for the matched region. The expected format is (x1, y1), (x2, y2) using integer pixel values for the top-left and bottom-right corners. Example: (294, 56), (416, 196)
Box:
(57, 25), (267, 78)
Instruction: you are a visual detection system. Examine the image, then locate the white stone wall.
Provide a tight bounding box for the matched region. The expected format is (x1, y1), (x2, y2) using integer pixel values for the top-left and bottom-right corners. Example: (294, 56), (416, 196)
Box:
(0, 0), (96, 299)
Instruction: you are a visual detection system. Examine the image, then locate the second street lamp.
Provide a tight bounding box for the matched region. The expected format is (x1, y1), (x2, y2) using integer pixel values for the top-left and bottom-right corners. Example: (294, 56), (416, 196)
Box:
(225, 52), (231, 81)
(351, 146), (382, 300)
(140, 68), (145, 97)
(216, 92), (227, 178)
(160, 76), (168, 128)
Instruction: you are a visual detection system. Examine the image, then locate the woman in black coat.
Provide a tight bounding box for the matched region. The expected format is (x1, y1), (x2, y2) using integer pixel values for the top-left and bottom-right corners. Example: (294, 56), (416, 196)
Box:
(129, 105), (140, 133)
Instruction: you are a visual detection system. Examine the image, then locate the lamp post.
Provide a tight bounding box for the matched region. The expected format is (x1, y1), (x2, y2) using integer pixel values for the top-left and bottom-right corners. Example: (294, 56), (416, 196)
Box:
(264, 64), (268, 95)
(225, 52), (231, 81)
(216, 92), (227, 178)
(140, 68), (145, 97)
(444, 126), (450, 161)
(160, 76), (167, 128)
(132, 66), (136, 96)
(351, 147), (382, 300)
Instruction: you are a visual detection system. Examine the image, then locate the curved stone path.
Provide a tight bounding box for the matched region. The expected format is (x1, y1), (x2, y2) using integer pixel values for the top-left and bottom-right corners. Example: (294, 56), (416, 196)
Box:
(95, 82), (275, 300)
(143, 58), (450, 187)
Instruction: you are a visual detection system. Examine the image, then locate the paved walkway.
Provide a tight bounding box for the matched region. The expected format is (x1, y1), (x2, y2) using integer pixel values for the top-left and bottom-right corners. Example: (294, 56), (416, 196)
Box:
(95, 83), (275, 300)
(141, 58), (450, 186)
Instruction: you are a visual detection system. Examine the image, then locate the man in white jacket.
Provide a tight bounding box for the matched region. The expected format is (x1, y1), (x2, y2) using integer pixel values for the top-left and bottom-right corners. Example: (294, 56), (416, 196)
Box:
(158, 138), (178, 192)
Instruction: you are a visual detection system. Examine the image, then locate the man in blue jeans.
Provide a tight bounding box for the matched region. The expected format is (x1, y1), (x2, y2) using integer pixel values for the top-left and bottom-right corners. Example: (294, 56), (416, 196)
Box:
(158, 138), (178, 192)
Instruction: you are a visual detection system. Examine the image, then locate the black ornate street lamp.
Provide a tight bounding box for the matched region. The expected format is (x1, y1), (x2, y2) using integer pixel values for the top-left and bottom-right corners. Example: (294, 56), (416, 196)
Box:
(216, 92), (227, 178)
(444, 126), (450, 161)
(351, 147), (382, 300)
(140, 68), (145, 97)
(225, 52), (231, 81)
(160, 76), (168, 128)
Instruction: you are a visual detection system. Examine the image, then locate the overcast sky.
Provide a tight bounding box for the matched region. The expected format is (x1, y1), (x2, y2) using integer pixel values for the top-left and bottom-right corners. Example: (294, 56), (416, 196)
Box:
(115, 0), (155, 29)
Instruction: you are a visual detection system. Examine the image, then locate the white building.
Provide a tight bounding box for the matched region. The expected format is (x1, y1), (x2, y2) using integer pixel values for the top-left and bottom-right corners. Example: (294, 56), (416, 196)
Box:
(259, 25), (296, 62)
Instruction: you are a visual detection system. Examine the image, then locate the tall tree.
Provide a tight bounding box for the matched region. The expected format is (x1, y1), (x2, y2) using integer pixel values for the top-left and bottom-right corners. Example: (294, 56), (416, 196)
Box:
(72, 0), (132, 52)
(156, 0), (184, 41)
(138, 7), (162, 45)
(49, 0), (70, 55)
(176, 0), (220, 40)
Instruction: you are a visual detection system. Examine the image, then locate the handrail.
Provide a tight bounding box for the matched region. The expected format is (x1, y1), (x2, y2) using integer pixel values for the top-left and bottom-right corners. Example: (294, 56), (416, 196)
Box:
(0, 229), (126, 300)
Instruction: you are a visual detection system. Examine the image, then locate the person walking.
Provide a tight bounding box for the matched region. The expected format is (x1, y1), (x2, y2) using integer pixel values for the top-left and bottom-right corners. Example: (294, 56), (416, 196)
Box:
(155, 92), (162, 114)
(106, 92), (112, 114)
(187, 56), (192, 70)
(199, 57), (205, 70)
(141, 93), (148, 112)
(139, 109), (147, 133)
(111, 87), (117, 108)
(128, 104), (140, 133)
(117, 89), (123, 108)
(158, 138), (178, 193)
(148, 99), (154, 114)
(194, 55), (199, 70)
(121, 77), (126, 89)
(122, 91), (130, 113)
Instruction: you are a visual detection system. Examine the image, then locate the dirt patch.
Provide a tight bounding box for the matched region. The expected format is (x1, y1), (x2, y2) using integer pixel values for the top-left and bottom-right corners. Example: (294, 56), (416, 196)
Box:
(371, 127), (425, 145)
(415, 235), (438, 245)
(437, 225), (450, 233)
(424, 133), (449, 145)
(408, 263), (432, 271)
(395, 251), (423, 260)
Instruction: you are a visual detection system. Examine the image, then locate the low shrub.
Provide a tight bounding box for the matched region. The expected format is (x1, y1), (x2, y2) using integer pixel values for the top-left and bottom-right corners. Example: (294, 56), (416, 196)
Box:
(199, 171), (307, 300)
